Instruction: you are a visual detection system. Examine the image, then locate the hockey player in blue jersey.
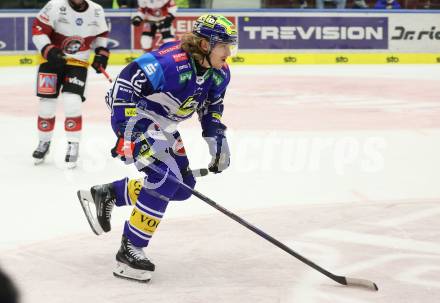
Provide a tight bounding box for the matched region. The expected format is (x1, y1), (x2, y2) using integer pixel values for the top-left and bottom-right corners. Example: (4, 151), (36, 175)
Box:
(77, 14), (238, 282)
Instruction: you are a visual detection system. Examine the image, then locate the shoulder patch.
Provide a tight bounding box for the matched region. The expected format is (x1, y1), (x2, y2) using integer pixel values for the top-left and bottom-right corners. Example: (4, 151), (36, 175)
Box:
(135, 53), (164, 90)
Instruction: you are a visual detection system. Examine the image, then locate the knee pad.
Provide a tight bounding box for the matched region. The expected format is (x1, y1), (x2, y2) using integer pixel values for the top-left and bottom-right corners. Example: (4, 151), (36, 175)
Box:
(38, 98), (57, 118)
(63, 92), (82, 117)
(37, 98), (57, 135)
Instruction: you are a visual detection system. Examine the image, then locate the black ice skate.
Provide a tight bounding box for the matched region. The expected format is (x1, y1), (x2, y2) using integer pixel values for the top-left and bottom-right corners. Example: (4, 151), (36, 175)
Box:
(113, 235), (155, 283)
(65, 141), (79, 168)
(77, 183), (115, 235)
(32, 141), (51, 165)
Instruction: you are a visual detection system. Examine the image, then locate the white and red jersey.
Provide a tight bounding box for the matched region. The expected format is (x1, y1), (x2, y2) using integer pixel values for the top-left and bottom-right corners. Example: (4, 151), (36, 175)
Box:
(32, 0), (109, 66)
(135, 0), (177, 22)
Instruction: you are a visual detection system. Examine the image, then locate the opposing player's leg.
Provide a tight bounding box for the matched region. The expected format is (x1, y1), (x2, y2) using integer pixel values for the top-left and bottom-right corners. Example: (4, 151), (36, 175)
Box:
(33, 62), (62, 164)
(160, 26), (175, 44)
(140, 23), (157, 52)
(62, 65), (87, 168)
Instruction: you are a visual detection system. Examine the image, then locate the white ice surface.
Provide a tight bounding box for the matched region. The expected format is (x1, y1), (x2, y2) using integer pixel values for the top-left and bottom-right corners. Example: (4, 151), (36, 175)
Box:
(0, 65), (439, 303)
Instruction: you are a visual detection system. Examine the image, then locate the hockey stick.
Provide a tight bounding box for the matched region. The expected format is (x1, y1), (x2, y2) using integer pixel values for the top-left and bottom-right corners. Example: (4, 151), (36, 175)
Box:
(151, 164), (378, 291)
(99, 66), (113, 83)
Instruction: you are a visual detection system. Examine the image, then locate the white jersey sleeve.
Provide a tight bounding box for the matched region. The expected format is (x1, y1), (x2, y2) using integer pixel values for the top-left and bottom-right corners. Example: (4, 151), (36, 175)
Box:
(32, 1), (57, 51)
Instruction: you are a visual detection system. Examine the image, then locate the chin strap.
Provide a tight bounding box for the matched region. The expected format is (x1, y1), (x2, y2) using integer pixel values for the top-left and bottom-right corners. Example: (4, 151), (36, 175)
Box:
(197, 38), (213, 68)
(204, 55), (212, 68)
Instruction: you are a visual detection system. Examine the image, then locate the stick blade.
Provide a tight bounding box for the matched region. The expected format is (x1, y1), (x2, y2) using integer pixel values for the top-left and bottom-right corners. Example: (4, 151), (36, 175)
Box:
(192, 168), (209, 177)
(346, 277), (379, 291)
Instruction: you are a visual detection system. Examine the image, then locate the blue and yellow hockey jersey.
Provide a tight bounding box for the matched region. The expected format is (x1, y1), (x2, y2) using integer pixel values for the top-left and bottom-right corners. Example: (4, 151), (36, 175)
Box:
(106, 41), (230, 138)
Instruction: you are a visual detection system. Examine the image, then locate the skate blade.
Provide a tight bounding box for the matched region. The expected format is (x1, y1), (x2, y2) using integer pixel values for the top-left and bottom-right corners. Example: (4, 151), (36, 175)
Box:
(77, 190), (104, 236)
(34, 157), (46, 165)
(113, 262), (152, 283)
(66, 161), (77, 169)
(33, 158), (45, 165)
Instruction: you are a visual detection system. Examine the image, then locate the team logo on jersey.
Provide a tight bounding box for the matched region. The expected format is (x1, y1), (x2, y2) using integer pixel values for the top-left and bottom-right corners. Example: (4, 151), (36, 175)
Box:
(172, 53), (188, 62)
(76, 18), (83, 26)
(38, 73), (57, 95)
(61, 36), (84, 54)
(196, 76), (205, 85)
(176, 96), (199, 117)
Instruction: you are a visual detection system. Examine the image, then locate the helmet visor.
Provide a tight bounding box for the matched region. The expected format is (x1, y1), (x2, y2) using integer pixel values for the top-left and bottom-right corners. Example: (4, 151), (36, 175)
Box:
(211, 33), (238, 56)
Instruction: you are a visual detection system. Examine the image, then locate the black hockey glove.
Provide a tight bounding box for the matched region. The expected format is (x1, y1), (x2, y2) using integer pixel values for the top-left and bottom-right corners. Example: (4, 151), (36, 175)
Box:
(92, 47), (110, 74)
(131, 15), (143, 26)
(42, 44), (66, 66)
(157, 14), (174, 29)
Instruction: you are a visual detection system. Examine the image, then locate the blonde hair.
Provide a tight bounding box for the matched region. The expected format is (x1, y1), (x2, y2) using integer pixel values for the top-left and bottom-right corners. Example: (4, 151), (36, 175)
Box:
(181, 32), (208, 63)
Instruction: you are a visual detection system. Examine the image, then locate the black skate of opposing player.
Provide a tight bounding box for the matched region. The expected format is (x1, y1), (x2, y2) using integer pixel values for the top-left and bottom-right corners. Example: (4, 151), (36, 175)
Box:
(32, 140), (51, 165)
(77, 183), (154, 282)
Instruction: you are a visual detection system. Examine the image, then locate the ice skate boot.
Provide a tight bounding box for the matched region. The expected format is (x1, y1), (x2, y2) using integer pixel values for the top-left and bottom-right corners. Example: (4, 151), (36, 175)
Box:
(113, 235), (155, 283)
(65, 141), (79, 168)
(77, 183), (115, 235)
(32, 141), (50, 165)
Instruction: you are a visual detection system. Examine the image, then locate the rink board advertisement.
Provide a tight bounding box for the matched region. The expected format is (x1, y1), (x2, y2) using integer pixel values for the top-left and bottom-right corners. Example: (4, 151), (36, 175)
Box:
(132, 15), (236, 50)
(238, 16), (388, 50)
(0, 10), (439, 65)
(0, 17), (25, 51)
